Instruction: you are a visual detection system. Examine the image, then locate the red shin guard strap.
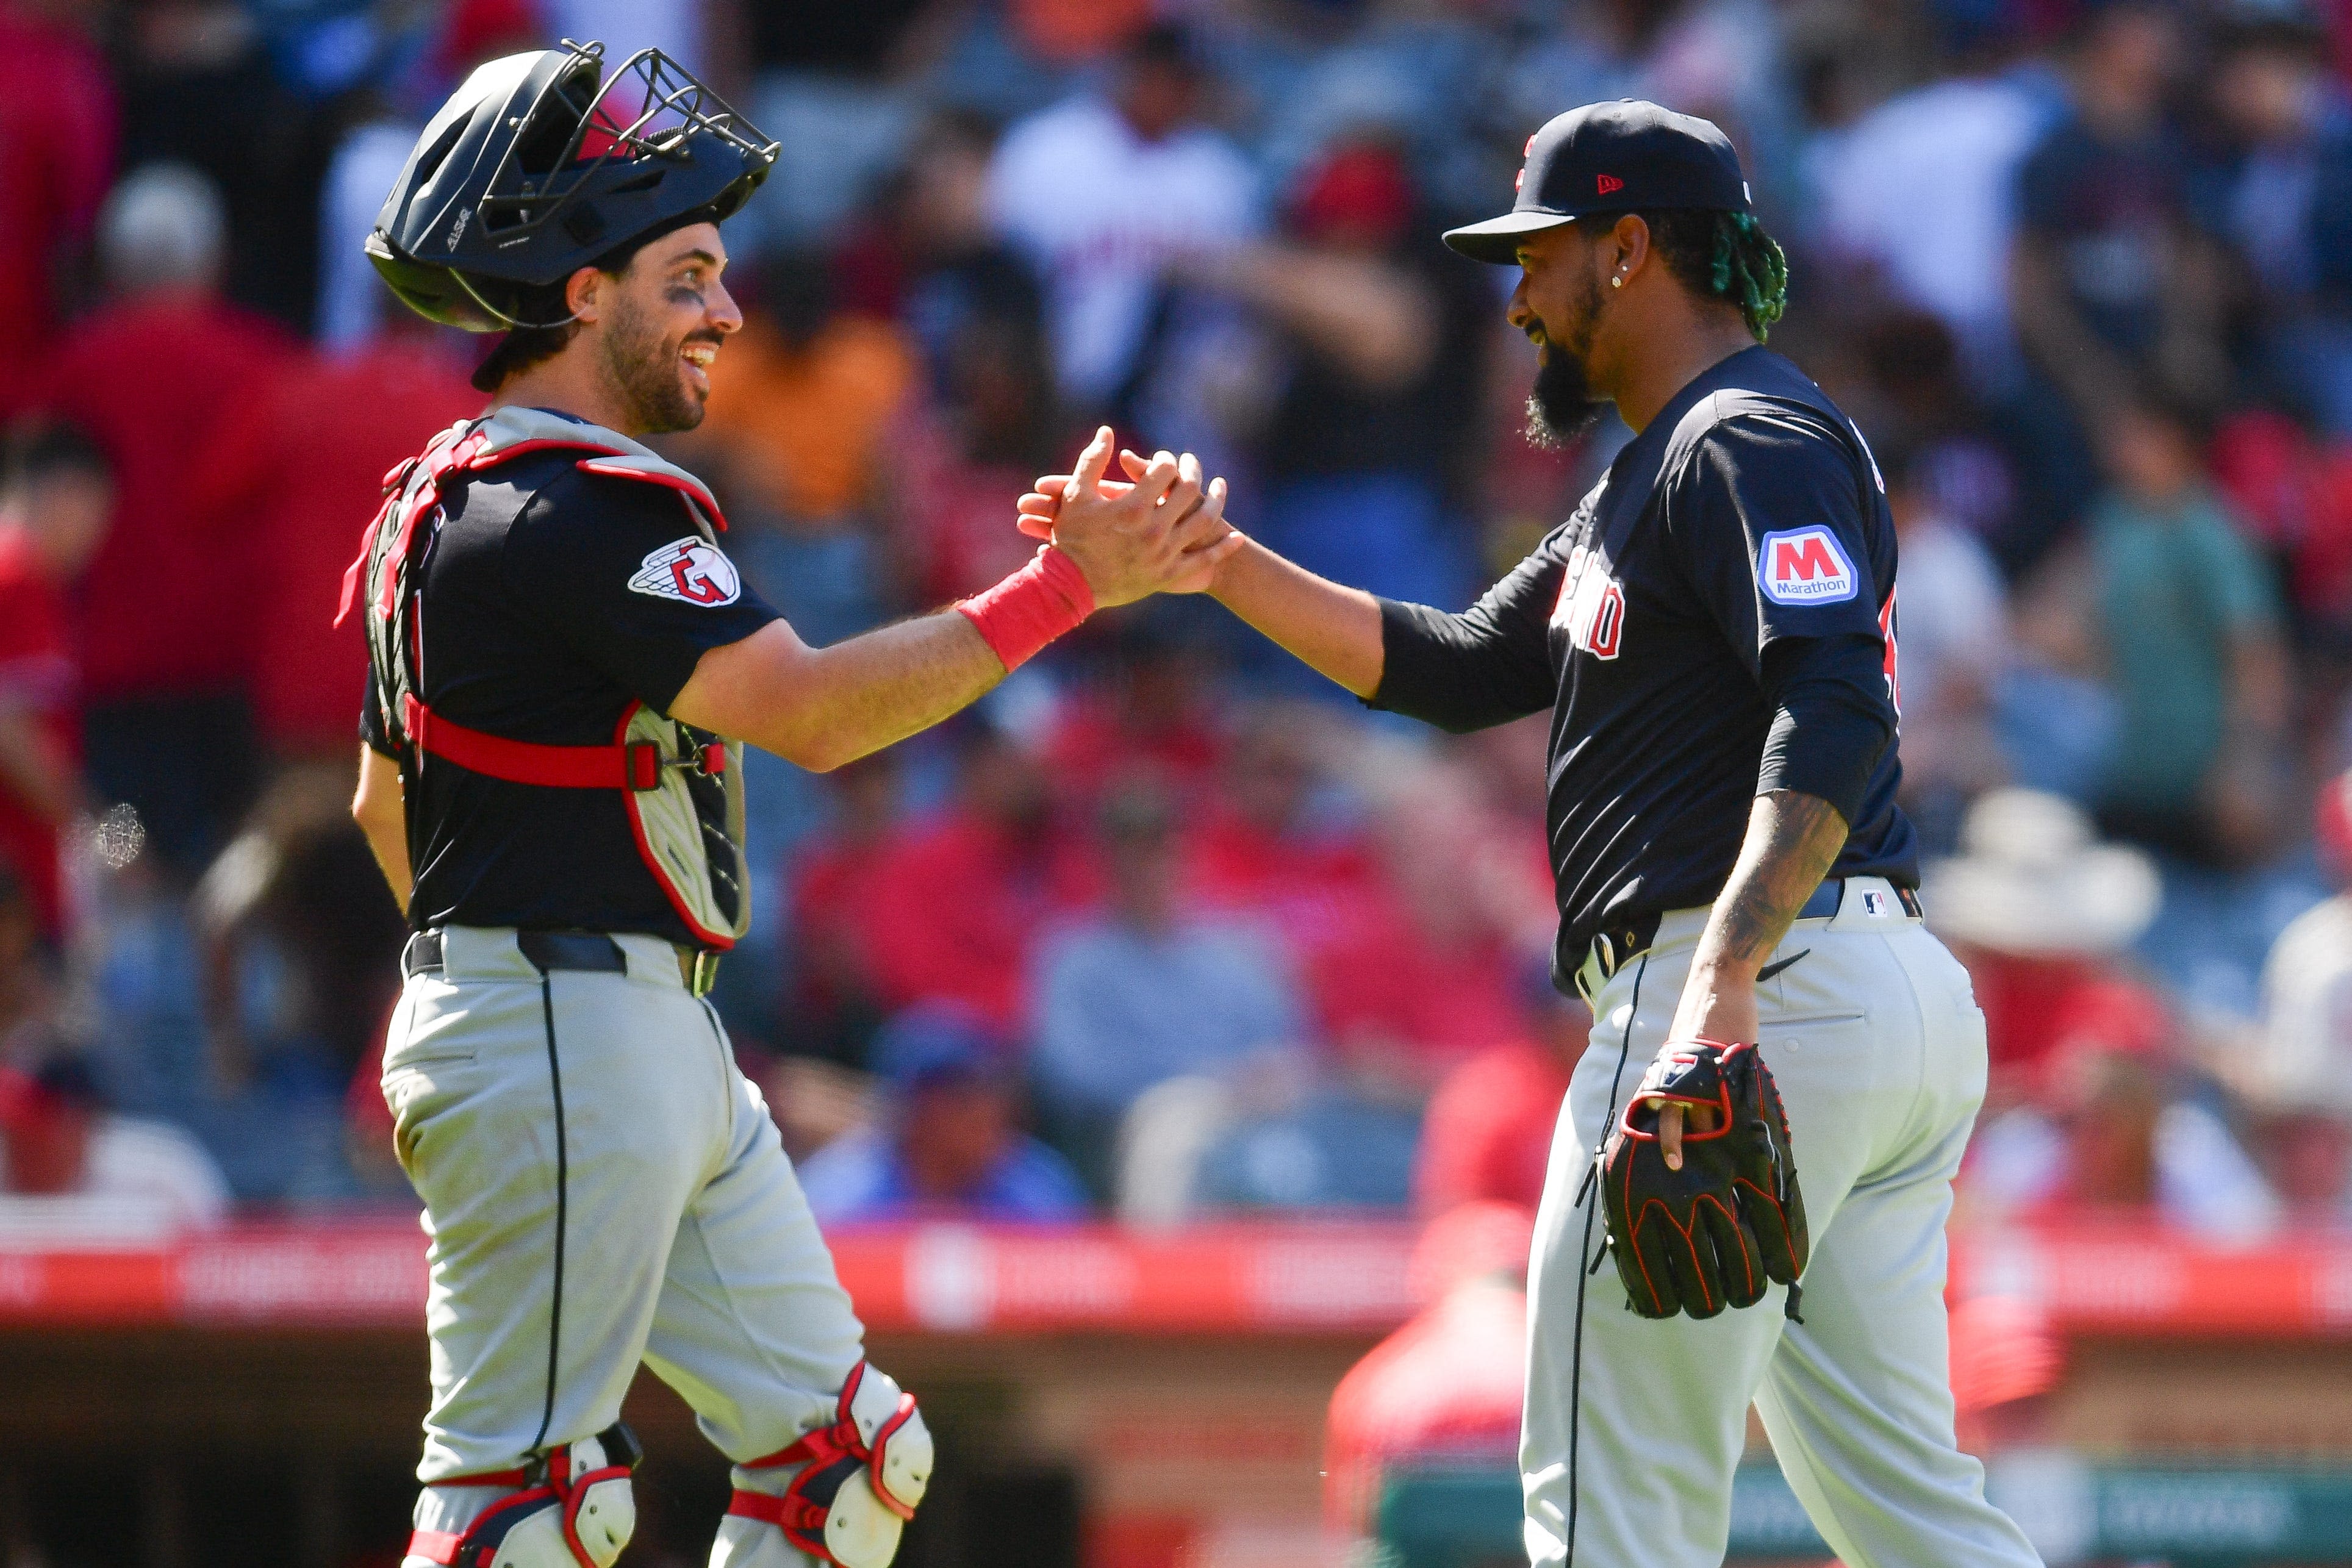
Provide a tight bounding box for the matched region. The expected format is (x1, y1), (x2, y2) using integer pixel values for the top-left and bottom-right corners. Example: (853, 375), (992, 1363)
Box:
(955, 546), (1094, 672)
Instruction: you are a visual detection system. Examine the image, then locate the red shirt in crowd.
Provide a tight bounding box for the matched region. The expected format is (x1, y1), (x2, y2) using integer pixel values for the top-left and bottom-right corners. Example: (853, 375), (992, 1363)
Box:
(185, 341), (478, 752)
(856, 815), (1102, 1033)
(1323, 1280), (1527, 1530)
(37, 293), (294, 702)
(0, 7), (114, 423)
(1042, 691), (1226, 808)
(1959, 946), (2170, 1088)
(0, 526), (77, 935)
(1412, 1039), (1574, 1215)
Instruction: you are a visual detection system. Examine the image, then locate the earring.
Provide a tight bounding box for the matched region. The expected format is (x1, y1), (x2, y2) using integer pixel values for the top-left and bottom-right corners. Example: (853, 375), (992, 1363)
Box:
(1611, 274), (1624, 288)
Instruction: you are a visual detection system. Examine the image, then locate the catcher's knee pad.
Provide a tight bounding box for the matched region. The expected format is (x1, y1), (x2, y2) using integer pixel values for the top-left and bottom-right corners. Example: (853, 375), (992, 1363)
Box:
(729, 1361), (933, 1568)
(407, 1423), (642, 1568)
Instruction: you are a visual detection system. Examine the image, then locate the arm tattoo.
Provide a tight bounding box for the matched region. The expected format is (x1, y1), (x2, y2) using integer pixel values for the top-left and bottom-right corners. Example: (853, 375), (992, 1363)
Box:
(1707, 790), (1849, 968)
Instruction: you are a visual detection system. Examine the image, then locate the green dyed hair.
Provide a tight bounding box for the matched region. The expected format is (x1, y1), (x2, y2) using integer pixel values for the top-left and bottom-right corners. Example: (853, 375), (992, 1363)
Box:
(1637, 208), (1790, 341)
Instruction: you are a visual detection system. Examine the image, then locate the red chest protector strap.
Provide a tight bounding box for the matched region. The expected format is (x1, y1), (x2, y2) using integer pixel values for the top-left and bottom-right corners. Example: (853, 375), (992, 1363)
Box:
(398, 693), (705, 791)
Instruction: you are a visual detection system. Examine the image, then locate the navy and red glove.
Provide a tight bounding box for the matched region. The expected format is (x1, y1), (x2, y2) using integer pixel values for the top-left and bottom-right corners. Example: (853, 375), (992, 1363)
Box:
(1599, 1039), (1809, 1320)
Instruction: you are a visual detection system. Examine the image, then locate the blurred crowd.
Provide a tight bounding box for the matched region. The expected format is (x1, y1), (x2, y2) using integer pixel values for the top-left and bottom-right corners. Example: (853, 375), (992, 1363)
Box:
(5, 0), (2352, 1240)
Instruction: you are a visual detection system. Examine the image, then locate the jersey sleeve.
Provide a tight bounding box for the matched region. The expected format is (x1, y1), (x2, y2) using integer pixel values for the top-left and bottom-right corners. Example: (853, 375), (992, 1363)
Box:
(1662, 410), (1887, 677)
(501, 468), (783, 715)
(1366, 535), (1565, 733)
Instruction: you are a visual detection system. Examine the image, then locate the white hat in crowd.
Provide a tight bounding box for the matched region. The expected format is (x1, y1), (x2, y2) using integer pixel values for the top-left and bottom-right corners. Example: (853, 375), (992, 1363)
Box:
(1921, 789), (2162, 958)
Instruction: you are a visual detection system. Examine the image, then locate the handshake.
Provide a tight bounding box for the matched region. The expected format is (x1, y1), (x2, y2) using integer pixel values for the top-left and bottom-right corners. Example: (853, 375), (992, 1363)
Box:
(1011, 425), (1246, 609)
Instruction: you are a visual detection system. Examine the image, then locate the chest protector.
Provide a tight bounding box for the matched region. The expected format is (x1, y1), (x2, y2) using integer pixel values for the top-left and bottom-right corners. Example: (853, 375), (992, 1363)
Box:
(335, 406), (750, 950)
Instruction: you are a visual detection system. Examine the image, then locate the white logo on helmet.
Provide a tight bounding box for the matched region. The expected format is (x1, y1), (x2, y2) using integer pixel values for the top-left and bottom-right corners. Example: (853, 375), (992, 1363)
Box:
(445, 208), (471, 250)
(1757, 526), (1858, 605)
(629, 538), (741, 607)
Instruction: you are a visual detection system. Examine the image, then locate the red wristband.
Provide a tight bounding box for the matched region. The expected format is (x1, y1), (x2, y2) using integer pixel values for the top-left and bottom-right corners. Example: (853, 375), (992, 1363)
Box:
(956, 545), (1095, 671)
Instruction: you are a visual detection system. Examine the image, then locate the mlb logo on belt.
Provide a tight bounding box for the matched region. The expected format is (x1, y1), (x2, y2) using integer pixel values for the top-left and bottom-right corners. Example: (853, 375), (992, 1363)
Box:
(1862, 890), (1887, 917)
(629, 537), (742, 606)
(1757, 526), (1858, 606)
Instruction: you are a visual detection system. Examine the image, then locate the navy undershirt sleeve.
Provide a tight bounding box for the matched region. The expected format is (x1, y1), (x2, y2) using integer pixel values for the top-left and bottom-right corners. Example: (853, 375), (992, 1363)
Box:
(1756, 633), (1894, 825)
(1366, 537), (1563, 733)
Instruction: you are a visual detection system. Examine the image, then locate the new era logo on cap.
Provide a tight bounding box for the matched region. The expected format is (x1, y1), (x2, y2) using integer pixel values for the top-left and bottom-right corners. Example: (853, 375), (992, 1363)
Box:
(1596, 174), (1623, 194)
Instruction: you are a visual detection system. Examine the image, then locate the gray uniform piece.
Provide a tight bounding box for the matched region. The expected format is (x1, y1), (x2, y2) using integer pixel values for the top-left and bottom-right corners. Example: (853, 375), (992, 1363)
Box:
(1522, 878), (2043, 1568)
(385, 925), (859, 1563)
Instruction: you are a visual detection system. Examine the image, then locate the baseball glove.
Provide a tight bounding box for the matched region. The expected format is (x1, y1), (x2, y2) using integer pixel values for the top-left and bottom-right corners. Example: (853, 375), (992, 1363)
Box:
(1598, 1039), (1809, 1320)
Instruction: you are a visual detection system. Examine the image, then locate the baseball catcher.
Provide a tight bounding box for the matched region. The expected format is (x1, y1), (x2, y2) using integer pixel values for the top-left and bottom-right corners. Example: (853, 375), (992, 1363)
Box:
(346, 41), (1236, 1568)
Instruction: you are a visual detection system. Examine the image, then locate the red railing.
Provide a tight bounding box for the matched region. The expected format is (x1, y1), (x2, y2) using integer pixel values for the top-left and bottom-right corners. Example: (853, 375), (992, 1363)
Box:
(0, 1219), (2346, 1334)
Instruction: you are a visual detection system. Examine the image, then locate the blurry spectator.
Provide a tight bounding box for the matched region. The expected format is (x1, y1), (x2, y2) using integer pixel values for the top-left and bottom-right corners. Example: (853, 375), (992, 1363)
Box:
(1412, 969), (1589, 1215)
(1043, 609), (1228, 809)
(861, 718), (1100, 1033)
(1963, 1018), (2279, 1238)
(2082, 400), (2290, 861)
(40, 163), (293, 876)
(192, 764), (407, 1097)
(1924, 788), (2163, 1100)
(2250, 771), (2352, 1219)
(0, 867), (57, 1056)
(184, 320), (478, 757)
(1323, 1203), (1533, 1533)
(697, 250), (918, 532)
(0, 1052), (230, 1234)
(986, 21), (1260, 410)
(873, 113), (1063, 604)
(1853, 308), (2023, 553)
(2009, 1), (2231, 544)
(1946, 1294), (2065, 1454)
(2204, 2), (2352, 436)
(1191, 701), (1378, 932)
(0, 424), (110, 939)
(1883, 443), (2010, 851)
(849, 109), (1047, 386)
(894, 315), (1065, 604)
(797, 1004), (1088, 1225)
(1504, 0), (1798, 212)
(1186, 140), (1490, 609)
(1809, 51), (2053, 378)
(115, 0), (325, 329)
(1031, 778), (1306, 1185)
(781, 751), (905, 1067)
(0, 0), (115, 422)
(2207, 407), (2352, 646)
(1189, 1067), (1425, 1213)
(1303, 746), (1552, 1086)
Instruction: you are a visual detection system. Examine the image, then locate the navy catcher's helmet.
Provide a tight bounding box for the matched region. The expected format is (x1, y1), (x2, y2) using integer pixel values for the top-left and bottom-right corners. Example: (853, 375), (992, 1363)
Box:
(367, 41), (776, 331)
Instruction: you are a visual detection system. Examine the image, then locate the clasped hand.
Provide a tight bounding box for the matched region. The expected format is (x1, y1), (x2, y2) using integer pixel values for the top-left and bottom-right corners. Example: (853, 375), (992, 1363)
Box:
(1016, 427), (1243, 607)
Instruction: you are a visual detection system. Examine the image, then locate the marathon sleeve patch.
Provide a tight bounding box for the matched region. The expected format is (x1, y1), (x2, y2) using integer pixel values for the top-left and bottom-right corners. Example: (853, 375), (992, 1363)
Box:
(628, 537), (742, 607)
(1756, 525), (1858, 606)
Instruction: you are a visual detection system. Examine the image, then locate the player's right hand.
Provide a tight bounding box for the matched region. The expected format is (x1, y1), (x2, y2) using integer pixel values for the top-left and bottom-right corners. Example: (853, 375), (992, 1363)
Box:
(1025, 431), (1243, 604)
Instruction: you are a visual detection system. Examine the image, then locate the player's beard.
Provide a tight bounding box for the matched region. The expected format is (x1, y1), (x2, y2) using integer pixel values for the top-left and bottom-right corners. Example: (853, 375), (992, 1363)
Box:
(600, 291), (715, 435)
(1524, 268), (1609, 449)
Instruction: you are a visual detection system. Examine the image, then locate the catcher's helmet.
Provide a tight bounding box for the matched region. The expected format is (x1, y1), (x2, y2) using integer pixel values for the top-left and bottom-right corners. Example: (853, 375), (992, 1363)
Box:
(367, 41), (776, 331)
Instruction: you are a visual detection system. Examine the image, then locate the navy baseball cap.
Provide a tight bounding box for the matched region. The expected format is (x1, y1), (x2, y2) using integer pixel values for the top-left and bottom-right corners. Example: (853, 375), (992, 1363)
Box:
(1444, 100), (1753, 264)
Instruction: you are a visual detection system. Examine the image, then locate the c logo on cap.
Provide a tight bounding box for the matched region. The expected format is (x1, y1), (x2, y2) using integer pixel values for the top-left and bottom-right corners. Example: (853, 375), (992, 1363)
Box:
(1597, 174), (1624, 195)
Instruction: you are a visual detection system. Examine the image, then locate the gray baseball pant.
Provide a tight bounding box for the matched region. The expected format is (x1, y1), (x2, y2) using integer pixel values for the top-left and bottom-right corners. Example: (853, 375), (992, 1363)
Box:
(1522, 877), (2043, 1568)
(381, 925), (859, 1566)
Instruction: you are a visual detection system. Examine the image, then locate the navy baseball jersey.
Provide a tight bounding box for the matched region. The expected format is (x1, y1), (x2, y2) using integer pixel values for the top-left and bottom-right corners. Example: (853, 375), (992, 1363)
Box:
(1371, 346), (1915, 979)
(360, 438), (780, 944)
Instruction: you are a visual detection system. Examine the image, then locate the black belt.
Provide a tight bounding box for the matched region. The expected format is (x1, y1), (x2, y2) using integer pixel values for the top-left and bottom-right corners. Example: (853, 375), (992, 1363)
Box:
(403, 929), (628, 979)
(1574, 878), (1920, 1000)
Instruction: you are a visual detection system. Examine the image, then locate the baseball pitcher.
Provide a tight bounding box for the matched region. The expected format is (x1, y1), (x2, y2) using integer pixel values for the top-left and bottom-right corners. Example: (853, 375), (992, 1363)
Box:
(1023, 101), (2042, 1568)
